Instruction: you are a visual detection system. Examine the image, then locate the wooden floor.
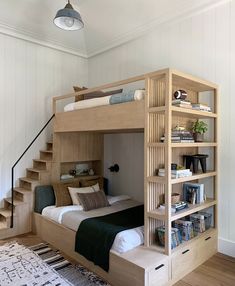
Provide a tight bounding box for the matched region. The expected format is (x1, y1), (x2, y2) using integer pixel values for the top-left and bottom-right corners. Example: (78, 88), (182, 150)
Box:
(0, 233), (235, 286)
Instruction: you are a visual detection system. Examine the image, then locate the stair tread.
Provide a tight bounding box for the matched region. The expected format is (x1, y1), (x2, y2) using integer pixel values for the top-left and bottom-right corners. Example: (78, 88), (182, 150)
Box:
(0, 208), (16, 218)
(19, 177), (38, 183)
(0, 221), (8, 230)
(4, 198), (26, 206)
(27, 168), (48, 173)
(40, 150), (53, 153)
(14, 187), (31, 194)
(33, 159), (51, 163)
(47, 141), (53, 144)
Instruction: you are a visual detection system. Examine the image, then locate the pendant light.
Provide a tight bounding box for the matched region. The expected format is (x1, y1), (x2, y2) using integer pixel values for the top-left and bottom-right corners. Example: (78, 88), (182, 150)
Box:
(54, 0), (84, 31)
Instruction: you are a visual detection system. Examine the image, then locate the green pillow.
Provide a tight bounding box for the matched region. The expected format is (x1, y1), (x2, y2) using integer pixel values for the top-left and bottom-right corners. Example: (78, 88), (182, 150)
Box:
(34, 185), (55, 214)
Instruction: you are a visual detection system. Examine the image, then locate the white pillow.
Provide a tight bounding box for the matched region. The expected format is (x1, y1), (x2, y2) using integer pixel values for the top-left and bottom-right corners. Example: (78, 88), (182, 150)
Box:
(68, 183), (100, 205)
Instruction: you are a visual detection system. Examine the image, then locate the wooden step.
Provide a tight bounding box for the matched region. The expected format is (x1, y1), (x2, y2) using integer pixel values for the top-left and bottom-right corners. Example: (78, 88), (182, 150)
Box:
(0, 208), (15, 218)
(26, 168), (48, 181)
(46, 141), (53, 151)
(4, 197), (26, 206)
(40, 150), (53, 160)
(14, 187), (31, 203)
(0, 220), (8, 230)
(19, 177), (39, 190)
(33, 159), (52, 171)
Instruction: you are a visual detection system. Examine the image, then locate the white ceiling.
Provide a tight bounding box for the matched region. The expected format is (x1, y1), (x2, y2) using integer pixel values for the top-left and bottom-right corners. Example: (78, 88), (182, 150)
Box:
(0, 0), (227, 58)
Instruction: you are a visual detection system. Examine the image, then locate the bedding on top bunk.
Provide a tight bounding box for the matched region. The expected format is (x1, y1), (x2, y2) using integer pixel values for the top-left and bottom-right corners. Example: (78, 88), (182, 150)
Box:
(64, 89), (145, 112)
(42, 195), (144, 255)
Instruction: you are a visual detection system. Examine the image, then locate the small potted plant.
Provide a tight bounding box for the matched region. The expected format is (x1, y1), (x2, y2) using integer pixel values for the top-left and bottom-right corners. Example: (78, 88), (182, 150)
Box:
(192, 120), (208, 142)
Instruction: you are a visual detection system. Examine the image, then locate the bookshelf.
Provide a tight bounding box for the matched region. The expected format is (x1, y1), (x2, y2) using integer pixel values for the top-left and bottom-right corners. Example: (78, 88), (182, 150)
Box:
(144, 69), (218, 276)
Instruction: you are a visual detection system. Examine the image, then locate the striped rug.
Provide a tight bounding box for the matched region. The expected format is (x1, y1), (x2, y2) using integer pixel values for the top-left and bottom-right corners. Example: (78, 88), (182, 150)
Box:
(29, 243), (111, 286)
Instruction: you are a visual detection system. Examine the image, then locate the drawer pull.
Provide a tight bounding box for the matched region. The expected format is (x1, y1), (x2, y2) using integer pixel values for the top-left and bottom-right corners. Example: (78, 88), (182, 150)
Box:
(205, 236), (211, 241)
(182, 249), (190, 255)
(155, 264), (164, 271)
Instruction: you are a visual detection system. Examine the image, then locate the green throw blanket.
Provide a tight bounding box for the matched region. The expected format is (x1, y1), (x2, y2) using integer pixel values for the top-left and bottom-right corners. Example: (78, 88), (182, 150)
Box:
(75, 204), (144, 271)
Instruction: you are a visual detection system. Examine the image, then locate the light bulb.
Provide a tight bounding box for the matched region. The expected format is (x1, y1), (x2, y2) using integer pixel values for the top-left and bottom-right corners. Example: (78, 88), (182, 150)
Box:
(64, 17), (75, 28)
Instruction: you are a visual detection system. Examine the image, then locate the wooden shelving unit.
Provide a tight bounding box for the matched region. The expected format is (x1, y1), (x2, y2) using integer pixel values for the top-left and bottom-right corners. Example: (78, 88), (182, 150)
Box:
(144, 69), (219, 266)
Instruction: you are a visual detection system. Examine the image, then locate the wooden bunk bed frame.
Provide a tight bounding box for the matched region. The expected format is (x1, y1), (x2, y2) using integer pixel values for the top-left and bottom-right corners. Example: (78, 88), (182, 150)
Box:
(34, 68), (219, 286)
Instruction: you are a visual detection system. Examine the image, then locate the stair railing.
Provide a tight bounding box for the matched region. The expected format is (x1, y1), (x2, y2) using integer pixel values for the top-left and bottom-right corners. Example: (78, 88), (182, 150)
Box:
(10, 114), (55, 228)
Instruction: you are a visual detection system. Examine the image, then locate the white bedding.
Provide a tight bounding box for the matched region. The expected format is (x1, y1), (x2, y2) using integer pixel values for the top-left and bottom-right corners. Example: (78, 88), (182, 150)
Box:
(42, 195), (144, 254)
(64, 90), (145, 112)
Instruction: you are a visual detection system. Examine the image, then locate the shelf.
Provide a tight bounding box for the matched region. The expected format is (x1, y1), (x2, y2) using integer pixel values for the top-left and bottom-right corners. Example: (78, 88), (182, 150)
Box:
(147, 210), (166, 221)
(147, 142), (166, 147)
(171, 199), (217, 221)
(171, 106), (217, 119)
(171, 142), (217, 148)
(147, 199), (216, 222)
(60, 175), (101, 182)
(171, 171), (217, 184)
(171, 227), (217, 254)
(147, 176), (166, 184)
(148, 106), (166, 113)
(147, 171), (216, 184)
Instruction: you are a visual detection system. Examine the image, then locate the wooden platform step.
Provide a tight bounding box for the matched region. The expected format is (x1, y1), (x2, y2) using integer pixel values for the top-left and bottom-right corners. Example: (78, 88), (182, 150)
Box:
(0, 221), (8, 230)
(0, 208), (15, 218)
(27, 168), (47, 173)
(40, 150), (53, 154)
(20, 177), (38, 183)
(14, 187), (31, 194)
(4, 197), (26, 206)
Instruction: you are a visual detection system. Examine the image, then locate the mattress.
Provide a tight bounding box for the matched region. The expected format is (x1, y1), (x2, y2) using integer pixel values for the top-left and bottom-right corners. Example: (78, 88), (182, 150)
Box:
(42, 196), (144, 254)
(64, 89), (145, 112)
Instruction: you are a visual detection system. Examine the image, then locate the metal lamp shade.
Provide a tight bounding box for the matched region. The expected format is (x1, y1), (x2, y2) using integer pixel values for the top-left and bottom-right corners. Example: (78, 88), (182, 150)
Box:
(54, 2), (84, 31)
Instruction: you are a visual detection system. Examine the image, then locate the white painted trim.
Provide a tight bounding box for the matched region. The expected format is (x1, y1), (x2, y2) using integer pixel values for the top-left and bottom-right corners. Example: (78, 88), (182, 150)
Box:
(0, 0), (231, 58)
(87, 0), (231, 58)
(0, 22), (87, 59)
(219, 237), (235, 257)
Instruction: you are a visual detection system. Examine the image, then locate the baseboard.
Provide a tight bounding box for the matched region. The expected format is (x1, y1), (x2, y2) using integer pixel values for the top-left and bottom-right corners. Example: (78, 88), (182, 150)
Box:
(218, 237), (235, 258)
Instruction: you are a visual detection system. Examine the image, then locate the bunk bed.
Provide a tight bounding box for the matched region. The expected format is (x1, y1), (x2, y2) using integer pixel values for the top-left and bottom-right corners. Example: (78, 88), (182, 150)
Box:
(34, 68), (219, 286)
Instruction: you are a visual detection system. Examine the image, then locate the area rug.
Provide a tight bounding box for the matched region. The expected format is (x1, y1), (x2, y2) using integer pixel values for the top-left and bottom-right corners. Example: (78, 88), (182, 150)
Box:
(0, 242), (72, 285)
(29, 243), (111, 286)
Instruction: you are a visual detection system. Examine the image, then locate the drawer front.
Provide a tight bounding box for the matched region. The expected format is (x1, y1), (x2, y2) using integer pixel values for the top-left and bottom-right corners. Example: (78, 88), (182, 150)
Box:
(148, 260), (169, 286)
(172, 244), (196, 280)
(196, 232), (217, 264)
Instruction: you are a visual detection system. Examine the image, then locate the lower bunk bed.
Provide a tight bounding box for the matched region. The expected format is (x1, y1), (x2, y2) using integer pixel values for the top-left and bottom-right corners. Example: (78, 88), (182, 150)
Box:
(33, 183), (170, 286)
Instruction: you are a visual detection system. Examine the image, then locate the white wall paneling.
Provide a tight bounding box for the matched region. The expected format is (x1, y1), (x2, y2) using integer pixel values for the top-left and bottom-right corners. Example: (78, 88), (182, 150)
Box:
(88, 0), (235, 252)
(0, 33), (88, 206)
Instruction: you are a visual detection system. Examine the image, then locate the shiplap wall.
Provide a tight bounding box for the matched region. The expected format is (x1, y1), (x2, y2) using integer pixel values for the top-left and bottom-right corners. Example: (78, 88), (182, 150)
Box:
(88, 1), (235, 254)
(0, 33), (88, 206)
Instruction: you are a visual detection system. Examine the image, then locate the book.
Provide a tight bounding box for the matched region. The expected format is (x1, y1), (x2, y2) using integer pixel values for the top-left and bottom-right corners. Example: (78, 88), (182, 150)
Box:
(172, 99), (191, 105)
(173, 104), (192, 109)
(192, 103), (212, 112)
(183, 183), (205, 204)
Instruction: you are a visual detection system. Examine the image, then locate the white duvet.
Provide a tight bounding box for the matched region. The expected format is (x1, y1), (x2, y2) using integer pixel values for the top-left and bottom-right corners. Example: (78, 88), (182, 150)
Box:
(42, 195), (144, 254)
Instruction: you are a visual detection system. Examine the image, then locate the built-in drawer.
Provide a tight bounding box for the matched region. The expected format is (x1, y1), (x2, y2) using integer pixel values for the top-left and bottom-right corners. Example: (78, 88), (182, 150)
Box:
(171, 230), (217, 281)
(147, 259), (169, 286)
(171, 243), (197, 280)
(195, 231), (217, 264)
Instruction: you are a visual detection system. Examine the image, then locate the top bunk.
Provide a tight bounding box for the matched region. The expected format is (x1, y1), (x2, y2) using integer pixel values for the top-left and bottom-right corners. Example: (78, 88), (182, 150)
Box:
(53, 68), (218, 133)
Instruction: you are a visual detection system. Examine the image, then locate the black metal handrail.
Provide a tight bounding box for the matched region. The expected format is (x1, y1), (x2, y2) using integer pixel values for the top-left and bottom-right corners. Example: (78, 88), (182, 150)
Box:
(10, 114), (55, 228)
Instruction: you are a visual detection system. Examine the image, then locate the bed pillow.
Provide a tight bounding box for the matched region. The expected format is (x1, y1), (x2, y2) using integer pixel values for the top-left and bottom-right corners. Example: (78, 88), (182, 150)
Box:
(53, 182), (79, 207)
(77, 190), (110, 211)
(34, 185), (55, 214)
(80, 178), (103, 189)
(68, 183), (100, 205)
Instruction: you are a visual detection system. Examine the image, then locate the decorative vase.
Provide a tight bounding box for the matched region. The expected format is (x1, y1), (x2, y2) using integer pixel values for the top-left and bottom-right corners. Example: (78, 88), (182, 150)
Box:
(194, 133), (204, 142)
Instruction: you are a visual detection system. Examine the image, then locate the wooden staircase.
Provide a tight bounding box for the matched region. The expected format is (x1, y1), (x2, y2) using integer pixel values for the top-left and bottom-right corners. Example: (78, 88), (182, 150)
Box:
(0, 140), (53, 239)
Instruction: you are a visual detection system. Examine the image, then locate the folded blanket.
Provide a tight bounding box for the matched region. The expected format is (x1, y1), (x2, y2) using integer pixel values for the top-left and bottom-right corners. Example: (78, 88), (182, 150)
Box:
(75, 204), (144, 271)
(109, 89), (145, 105)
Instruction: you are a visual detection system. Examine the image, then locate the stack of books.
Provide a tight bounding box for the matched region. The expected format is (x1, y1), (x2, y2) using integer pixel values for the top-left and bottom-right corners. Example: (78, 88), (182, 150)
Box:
(161, 130), (194, 143)
(192, 103), (212, 112)
(172, 99), (192, 109)
(183, 183), (205, 204)
(156, 226), (182, 249)
(174, 220), (194, 241)
(158, 201), (188, 213)
(158, 168), (192, 179)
